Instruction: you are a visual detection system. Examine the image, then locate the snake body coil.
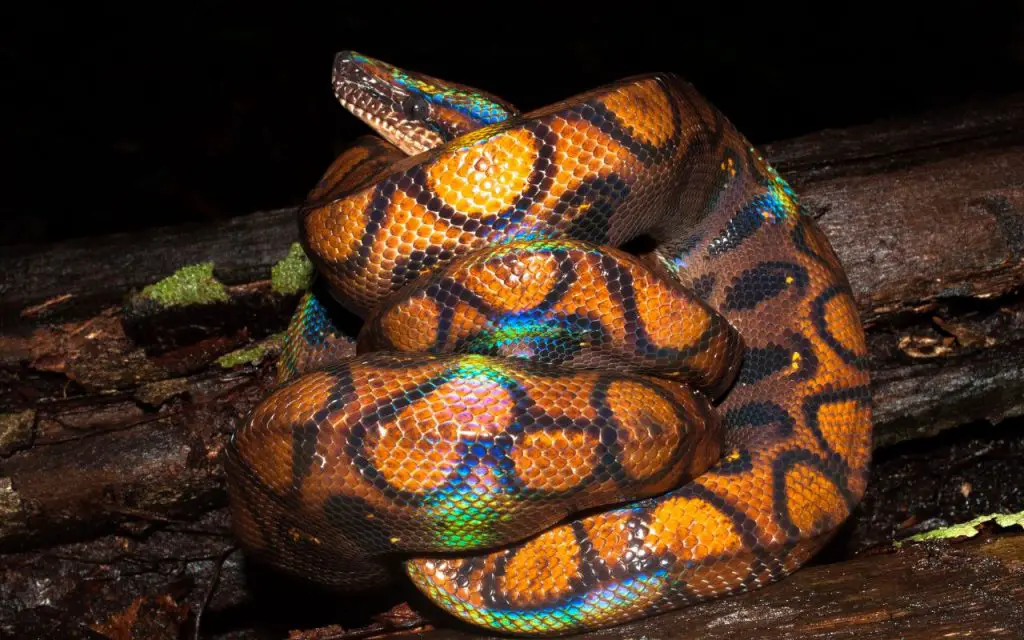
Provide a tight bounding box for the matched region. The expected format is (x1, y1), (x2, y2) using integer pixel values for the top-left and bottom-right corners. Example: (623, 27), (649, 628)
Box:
(225, 52), (872, 635)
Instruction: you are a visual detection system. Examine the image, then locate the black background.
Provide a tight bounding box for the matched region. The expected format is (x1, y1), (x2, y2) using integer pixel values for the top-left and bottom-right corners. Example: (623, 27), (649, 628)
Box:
(4, 3), (1023, 247)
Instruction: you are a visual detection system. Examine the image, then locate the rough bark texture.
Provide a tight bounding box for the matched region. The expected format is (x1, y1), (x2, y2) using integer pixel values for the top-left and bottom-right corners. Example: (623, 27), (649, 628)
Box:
(2, 94), (1023, 639)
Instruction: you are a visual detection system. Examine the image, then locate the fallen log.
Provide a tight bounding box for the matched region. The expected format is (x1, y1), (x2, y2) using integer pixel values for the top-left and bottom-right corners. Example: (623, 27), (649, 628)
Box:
(1, 93), (1023, 638)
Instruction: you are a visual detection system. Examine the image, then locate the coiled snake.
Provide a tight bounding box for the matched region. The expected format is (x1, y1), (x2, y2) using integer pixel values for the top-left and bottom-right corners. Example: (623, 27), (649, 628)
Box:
(224, 52), (872, 636)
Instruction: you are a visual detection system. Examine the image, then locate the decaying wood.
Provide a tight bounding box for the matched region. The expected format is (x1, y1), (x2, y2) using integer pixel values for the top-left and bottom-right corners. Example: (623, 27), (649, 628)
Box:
(1, 94), (1023, 638)
(2, 509), (1021, 639)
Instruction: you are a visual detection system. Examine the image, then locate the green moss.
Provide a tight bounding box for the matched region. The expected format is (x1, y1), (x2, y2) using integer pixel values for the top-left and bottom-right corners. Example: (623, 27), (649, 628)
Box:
(216, 343), (269, 369)
(897, 510), (1024, 546)
(271, 243), (315, 295)
(216, 333), (285, 369)
(141, 263), (228, 307)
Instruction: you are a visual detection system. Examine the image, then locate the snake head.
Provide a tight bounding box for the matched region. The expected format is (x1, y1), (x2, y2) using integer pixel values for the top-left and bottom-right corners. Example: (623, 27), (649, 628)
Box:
(332, 51), (518, 155)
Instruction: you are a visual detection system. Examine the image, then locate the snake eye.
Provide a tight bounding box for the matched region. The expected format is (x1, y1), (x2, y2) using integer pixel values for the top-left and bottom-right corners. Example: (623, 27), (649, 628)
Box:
(403, 94), (430, 120)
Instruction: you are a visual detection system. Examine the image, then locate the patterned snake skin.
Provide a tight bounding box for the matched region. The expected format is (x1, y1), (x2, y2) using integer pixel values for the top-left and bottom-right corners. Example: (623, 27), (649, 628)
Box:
(224, 52), (872, 636)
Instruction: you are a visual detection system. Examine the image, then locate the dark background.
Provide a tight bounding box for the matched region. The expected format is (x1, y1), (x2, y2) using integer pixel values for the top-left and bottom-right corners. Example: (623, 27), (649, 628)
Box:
(4, 3), (1023, 248)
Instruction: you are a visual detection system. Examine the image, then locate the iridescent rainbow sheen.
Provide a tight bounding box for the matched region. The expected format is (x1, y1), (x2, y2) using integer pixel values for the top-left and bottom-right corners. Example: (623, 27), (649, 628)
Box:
(425, 483), (516, 549)
(451, 355), (521, 390)
(278, 291), (337, 382)
(350, 51), (513, 125)
(465, 313), (589, 361)
(410, 563), (671, 634)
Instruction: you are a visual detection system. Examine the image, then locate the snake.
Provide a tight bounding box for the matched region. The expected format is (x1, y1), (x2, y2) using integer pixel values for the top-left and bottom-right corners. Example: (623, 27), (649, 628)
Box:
(224, 51), (872, 636)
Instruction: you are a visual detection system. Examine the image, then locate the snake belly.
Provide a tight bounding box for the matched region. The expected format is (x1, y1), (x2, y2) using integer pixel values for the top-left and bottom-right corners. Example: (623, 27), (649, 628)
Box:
(224, 52), (872, 636)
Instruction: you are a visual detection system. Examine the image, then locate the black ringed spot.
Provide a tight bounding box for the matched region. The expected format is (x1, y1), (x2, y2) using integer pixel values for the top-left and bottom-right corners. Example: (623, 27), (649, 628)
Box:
(424, 278), (497, 352)
(672, 483), (763, 554)
(572, 520), (611, 588)
(712, 448), (755, 475)
(801, 384), (872, 464)
(345, 373), (460, 505)
(770, 448), (858, 541)
(791, 214), (833, 268)
(811, 286), (868, 368)
(454, 556), (488, 590)
(568, 97), (680, 165)
(481, 551), (512, 609)
(706, 195), (776, 259)
(737, 330), (818, 385)
(560, 174), (633, 244)
(722, 261), (809, 312)
(691, 273), (716, 301)
(723, 401), (796, 438)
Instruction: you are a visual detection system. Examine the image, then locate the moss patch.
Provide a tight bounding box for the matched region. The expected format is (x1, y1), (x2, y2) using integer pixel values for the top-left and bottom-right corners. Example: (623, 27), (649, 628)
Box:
(216, 344), (269, 369)
(897, 510), (1024, 546)
(141, 263), (228, 307)
(216, 333), (285, 369)
(272, 243), (315, 295)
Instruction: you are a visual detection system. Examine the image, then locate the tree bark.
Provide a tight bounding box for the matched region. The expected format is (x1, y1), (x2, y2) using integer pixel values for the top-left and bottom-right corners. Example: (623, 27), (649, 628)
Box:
(1, 93), (1023, 639)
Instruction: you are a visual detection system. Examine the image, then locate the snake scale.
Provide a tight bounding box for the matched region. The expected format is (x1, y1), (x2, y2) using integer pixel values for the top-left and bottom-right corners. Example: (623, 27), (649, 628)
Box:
(224, 52), (872, 636)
